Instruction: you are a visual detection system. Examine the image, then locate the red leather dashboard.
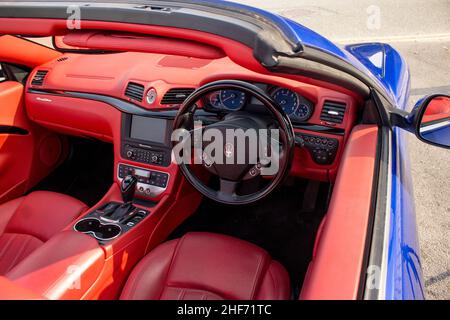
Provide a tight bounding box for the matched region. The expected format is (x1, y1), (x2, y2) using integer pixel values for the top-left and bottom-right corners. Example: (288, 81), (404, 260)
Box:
(25, 49), (359, 182)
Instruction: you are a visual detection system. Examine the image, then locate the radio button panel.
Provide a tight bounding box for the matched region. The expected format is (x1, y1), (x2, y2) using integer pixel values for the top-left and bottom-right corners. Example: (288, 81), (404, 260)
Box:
(296, 133), (339, 165)
(122, 144), (168, 166)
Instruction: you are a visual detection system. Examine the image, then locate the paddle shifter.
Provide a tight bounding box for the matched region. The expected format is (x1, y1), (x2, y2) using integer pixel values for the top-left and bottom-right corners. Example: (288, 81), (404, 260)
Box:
(121, 175), (138, 203)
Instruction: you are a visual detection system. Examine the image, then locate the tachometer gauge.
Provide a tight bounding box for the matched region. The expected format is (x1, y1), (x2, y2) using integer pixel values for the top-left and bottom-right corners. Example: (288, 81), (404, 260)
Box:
(272, 88), (299, 116)
(272, 88), (312, 121)
(219, 90), (246, 110)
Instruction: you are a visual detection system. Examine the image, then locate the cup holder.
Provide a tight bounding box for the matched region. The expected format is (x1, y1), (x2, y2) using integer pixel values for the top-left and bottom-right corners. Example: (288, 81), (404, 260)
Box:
(74, 218), (121, 241)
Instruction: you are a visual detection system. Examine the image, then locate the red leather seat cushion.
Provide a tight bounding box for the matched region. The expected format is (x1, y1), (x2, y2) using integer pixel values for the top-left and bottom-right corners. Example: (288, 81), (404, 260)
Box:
(120, 232), (291, 300)
(0, 191), (87, 275)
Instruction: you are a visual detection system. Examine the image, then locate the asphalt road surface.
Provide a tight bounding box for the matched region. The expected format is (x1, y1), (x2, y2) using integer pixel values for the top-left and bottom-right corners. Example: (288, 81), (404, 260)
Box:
(236, 0), (450, 300)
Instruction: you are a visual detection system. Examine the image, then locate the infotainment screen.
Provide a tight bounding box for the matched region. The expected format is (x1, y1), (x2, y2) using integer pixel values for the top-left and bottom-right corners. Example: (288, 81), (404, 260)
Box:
(129, 116), (172, 145)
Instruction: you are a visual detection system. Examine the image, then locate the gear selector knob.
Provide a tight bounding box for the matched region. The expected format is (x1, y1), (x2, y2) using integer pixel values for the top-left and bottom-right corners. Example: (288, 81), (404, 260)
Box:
(121, 175), (138, 203)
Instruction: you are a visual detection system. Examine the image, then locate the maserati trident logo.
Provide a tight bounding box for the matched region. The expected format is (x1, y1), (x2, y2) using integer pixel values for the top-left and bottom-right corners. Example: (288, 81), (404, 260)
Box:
(224, 142), (234, 158)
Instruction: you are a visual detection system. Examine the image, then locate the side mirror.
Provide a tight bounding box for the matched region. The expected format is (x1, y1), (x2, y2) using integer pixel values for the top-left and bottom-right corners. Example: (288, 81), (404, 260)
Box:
(415, 95), (450, 148)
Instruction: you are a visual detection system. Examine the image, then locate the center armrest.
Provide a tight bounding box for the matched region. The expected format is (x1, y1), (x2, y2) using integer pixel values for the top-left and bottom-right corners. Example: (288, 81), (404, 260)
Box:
(6, 230), (105, 300)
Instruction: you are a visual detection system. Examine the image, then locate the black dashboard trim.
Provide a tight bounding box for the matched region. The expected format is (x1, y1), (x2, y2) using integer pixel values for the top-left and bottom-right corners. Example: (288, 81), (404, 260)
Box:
(0, 126), (29, 135)
(293, 124), (345, 135)
(28, 88), (181, 118)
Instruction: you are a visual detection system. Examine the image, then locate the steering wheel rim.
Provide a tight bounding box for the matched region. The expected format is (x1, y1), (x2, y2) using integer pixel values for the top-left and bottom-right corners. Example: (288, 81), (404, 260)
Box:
(173, 80), (295, 205)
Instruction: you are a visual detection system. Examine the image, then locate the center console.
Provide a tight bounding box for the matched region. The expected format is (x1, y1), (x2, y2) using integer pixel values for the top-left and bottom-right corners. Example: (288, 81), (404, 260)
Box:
(121, 114), (173, 167)
(74, 173), (150, 243)
(74, 202), (150, 244)
(119, 114), (173, 200)
(74, 115), (174, 244)
(117, 163), (169, 198)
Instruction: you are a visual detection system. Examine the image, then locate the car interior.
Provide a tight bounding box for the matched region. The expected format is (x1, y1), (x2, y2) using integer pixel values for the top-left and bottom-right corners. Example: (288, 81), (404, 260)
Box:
(0, 29), (380, 300)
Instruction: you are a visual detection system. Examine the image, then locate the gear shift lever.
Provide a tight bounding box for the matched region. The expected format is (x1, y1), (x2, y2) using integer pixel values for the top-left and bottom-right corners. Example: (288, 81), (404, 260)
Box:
(121, 175), (138, 203)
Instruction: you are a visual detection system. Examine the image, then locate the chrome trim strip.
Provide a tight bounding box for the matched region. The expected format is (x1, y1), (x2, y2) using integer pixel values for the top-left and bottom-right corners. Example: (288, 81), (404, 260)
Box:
(377, 129), (392, 299)
(419, 119), (450, 133)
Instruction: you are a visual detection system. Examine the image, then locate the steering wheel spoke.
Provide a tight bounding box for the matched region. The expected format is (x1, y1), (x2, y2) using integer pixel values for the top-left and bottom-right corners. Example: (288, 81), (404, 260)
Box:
(218, 178), (239, 197)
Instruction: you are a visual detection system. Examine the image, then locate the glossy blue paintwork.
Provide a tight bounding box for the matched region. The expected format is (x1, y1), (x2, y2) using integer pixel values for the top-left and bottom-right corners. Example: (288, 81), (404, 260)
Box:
(388, 127), (425, 299)
(344, 41), (424, 299)
(207, 0), (425, 299)
(344, 40), (425, 299)
(342, 39), (425, 299)
(345, 43), (410, 107)
(343, 41), (425, 300)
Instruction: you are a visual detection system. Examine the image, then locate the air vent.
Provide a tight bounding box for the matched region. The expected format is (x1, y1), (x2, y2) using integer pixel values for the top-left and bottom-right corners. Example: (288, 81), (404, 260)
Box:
(31, 70), (48, 86)
(124, 82), (145, 102)
(320, 101), (347, 124)
(161, 88), (195, 105)
(56, 56), (68, 62)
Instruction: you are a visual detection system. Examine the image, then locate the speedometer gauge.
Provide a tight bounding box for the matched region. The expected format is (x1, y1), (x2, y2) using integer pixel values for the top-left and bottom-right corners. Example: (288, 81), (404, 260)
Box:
(219, 90), (246, 110)
(271, 88), (313, 122)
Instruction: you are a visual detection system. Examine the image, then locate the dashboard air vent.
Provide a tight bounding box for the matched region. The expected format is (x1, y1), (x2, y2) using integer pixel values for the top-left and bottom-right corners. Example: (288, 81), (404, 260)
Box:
(161, 88), (195, 105)
(320, 101), (347, 124)
(125, 82), (145, 102)
(31, 70), (48, 86)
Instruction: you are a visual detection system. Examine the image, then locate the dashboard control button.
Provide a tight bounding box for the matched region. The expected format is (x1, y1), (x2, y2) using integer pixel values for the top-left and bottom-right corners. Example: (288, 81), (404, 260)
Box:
(122, 145), (167, 166)
(295, 133), (339, 165)
(118, 164), (170, 199)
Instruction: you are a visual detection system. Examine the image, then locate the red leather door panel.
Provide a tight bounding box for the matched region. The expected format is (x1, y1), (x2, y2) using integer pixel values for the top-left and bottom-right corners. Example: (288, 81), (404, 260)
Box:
(0, 81), (65, 203)
(0, 36), (64, 202)
(300, 125), (379, 300)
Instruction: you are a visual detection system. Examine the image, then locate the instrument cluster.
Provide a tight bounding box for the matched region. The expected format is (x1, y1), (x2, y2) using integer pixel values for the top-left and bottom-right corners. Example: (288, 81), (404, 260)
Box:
(204, 83), (314, 123)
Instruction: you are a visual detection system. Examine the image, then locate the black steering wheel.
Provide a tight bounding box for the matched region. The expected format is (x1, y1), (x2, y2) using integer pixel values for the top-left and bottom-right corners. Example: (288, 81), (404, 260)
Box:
(173, 80), (295, 205)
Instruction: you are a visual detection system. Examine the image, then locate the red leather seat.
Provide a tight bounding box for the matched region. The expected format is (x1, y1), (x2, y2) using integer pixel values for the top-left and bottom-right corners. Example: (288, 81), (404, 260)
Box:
(0, 191), (87, 275)
(121, 232), (291, 300)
